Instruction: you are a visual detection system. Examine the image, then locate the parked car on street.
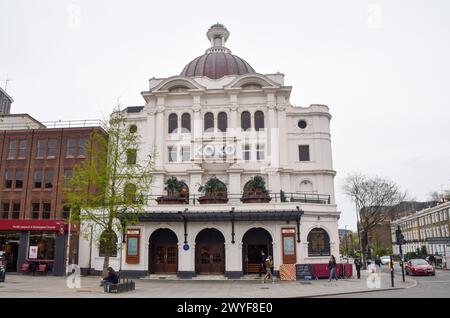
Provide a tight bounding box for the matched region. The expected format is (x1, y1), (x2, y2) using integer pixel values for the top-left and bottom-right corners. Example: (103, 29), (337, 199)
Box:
(381, 256), (391, 265)
(405, 259), (435, 276)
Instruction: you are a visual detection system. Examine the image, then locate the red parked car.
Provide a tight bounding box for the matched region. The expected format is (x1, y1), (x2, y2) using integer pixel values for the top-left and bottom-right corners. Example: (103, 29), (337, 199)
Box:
(405, 259), (435, 276)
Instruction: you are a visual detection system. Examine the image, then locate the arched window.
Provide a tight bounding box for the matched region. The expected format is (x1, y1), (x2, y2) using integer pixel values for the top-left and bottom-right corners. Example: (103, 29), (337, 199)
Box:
(124, 183), (137, 203)
(99, 230), (118, 257)
(217, 112), (228, 132)
(181, 113), (191, 133)
(168, 113), (178, 134)
(204, 112), (214, 132)
(307, 228), (330, 257)
(254, 111), (264, 131)
(241, 111), (251, 131)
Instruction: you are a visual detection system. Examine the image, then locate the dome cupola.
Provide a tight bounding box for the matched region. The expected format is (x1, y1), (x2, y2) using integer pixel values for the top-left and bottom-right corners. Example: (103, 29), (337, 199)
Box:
(180, 23), (255, 79)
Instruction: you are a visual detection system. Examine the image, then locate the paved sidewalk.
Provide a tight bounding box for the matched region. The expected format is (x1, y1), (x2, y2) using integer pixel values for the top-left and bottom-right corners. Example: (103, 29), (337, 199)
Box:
(0, 270), (416, 298)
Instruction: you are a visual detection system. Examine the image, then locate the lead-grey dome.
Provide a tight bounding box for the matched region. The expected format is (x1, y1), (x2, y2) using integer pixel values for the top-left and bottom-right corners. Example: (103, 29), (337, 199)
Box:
(180, 23), (255, 79)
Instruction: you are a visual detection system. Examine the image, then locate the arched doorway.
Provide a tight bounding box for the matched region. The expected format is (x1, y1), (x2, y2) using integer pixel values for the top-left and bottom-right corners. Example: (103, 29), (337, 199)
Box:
(149, 229), (178, 274)
(242, 228), (273, 274)
(195, 228), (225, 274)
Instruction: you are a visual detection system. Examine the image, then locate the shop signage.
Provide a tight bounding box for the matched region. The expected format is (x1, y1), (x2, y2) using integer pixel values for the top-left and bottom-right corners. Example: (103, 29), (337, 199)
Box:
(29, 246), (38, 259)
(126, 229), (140, 264)
(0, 220), (76, 232)
(281, 228), (296, 264)
(296, 264), (313, 280)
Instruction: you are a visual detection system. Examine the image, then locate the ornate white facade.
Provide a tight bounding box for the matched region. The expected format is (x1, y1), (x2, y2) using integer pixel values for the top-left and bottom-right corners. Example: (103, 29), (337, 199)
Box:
(79, 24), (340, 278)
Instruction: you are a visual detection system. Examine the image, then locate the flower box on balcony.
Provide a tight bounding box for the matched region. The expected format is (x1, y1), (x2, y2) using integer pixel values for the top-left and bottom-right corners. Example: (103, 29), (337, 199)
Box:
(156, 196), (189, 205)
(240, 193), (272, 203)
(197, 193), (228, 204)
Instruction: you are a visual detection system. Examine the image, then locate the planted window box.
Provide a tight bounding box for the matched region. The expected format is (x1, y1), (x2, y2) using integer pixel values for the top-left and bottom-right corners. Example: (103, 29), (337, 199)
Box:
(240, 176), (272, 203)
(197, 176), (228, 204)
(156, 177), (189, 205)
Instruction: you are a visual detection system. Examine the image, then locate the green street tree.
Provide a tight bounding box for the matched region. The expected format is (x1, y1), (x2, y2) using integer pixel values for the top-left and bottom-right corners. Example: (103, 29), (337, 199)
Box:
(64, 107), (154, 277)
(343, 173), (406, 269)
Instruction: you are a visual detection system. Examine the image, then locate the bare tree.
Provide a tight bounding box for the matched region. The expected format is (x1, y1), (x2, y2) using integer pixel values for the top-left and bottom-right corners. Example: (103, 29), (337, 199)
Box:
(428, 190), (450, 202)
(343, 173), (406, 268)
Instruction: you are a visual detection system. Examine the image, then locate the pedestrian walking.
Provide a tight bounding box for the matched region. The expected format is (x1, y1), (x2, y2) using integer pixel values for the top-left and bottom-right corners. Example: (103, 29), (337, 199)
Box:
(375, 255), (382, 273)
(328, 255), (337, 282)
(354, 256), (362, 279)
(263, 256), (273, 283)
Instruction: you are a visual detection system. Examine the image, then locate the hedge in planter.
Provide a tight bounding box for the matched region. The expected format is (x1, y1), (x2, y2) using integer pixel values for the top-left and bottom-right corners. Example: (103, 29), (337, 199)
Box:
(197, 176), (228, 204)
(241, 175), (271, 203)
(156, 176), (189, 204)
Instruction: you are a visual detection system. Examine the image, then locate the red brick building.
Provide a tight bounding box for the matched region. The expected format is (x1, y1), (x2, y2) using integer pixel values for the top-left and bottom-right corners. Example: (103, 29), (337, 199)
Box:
(0, 115), (105, 275)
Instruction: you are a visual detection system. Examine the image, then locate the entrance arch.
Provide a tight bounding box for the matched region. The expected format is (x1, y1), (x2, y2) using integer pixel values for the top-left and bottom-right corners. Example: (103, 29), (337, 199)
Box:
(242, 227), (273, 274)
(149, 229), (178, 274)
(195, 228), (225, 274)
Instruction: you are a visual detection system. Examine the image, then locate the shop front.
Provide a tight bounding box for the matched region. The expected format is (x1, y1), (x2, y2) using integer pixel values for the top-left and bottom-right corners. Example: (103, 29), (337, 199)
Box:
(0, 220), (77, 276)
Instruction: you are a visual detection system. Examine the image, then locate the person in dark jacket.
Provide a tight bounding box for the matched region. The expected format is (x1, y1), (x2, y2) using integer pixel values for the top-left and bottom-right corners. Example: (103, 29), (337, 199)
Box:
(102, 267), (119, 292)
(328, 255), (337, 282)
(354, 256), (362, 279)
(374, 255), (382, 273)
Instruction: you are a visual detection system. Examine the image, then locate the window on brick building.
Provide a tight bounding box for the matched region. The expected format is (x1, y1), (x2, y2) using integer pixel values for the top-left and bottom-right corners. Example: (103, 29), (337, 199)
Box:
(42, 203), (51, 219)
(15, 170), (23, 189)
(44, 170), (54, 189)
(1, 202), (9, 219)
(12, 202), (20, 219)
(32, 203), (40, 219)
(4, 170), (13, 188)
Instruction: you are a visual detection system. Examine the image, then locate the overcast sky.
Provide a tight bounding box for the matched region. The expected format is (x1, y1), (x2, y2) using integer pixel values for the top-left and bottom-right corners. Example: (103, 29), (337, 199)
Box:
(1, 0), (449, 230)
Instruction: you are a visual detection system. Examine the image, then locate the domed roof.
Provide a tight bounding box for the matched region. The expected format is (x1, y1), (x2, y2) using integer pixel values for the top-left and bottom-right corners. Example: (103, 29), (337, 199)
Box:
(180, 23), (255, 79)
(181, 52), (255, 79)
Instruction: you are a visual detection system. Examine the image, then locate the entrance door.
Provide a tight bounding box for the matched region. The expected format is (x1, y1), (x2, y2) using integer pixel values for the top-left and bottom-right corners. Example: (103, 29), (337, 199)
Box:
(242, 228), (273, 274)
(4, 242), (19, 271)
(0, 232), (20, 272)
(153, 245), (178, 273)
(196, 244), (224, 274)
(195, 229), (225, 274)
(149, 229), (178, 274)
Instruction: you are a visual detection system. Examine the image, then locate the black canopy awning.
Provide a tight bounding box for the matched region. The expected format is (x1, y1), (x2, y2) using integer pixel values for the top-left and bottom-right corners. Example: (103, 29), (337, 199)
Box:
(138, 209), (303, 222)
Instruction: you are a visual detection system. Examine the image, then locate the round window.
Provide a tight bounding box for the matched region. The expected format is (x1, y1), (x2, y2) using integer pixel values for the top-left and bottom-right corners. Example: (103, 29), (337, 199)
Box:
(298, 120), (307, 129)
(129, 124), (138, 133)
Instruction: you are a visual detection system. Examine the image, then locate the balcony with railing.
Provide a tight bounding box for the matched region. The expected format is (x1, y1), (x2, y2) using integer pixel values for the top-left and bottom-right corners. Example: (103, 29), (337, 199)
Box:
(145, 191), (332, 206)
(0, 118), (105, 130)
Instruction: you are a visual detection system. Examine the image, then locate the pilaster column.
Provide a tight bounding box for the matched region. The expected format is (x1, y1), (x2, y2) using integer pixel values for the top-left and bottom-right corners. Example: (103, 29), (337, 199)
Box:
(155, 94), (166, 168)
(227, 168), (243, 203)
(225, 242), (242, 277)
(276, 101), (288, 168)
(227, 89), (240, 137)
(147, 106), (157, 155)
(191, 93), (202, 140)
(265, 90), (278, 168)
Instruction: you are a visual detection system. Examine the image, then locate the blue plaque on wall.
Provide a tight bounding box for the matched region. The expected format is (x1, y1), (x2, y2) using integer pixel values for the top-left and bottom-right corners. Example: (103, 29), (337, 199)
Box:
(183, 244), (189, 251)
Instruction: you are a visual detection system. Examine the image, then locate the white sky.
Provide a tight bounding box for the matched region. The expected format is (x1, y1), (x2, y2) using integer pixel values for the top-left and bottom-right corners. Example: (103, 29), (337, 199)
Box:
(1, 0), (450, 230)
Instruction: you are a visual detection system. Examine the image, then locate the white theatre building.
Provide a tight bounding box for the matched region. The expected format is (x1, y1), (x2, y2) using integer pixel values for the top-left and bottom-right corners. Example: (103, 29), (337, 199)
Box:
(79, 23), (340, 278)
